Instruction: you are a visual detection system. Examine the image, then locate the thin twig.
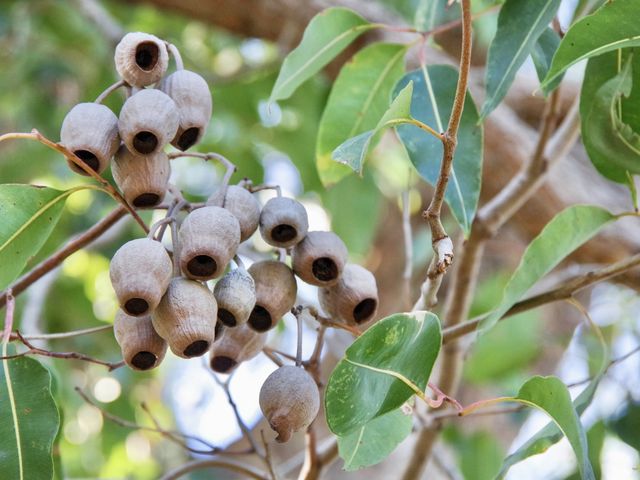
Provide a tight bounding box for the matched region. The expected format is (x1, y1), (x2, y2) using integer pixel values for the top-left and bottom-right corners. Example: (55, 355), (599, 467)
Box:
(402, 188), (413, 310)
(159, 458), (269, 480)
(8, 324), (113, 342)
(261, 430), (279, 480)
(0, 206), (127, 309)
(262, 348), (285, 367)
(2, 290), (15, 344)
(95, 79), (126, 104)
(167, 43), (184, 70)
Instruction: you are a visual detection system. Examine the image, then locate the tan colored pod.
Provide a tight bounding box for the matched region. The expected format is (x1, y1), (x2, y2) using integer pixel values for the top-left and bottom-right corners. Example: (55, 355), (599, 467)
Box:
(178, 206), (241, 281)
(259, 197), (308, 248)
(114, 309), (167, 371)
(110, 238), (172, 317)
(114, 32), (168, 87)
(209, 323), (267, 373)
(259, 366), (320, 443)
(118, 88), (179, 156)
(213, 269), (256, 327)
(207, 186), (260, 242)
(60, 102), (119, 175)
(292, 231), (348, 287)
(247, 260), (297, 332)
(160, 70), (212, 151)
(152, 277), (217, 358)
(319, 263), (378, 325)
(112, 145), (170, 208)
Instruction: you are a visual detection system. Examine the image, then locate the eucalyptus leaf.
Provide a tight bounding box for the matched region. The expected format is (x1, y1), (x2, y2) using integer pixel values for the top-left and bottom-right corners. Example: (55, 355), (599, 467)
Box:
(0, 345), (60, 480)
(269, 7), (374, 103)
(316, 42), (407, 186)
(337, 407), (412, 471)
(481, 0), (561, 118)
(542, 0), (640, 92)
(395, 66), (483, 235)
(531, 28), (562, 88)
(332, 81), (413, 174)
(482, 206), (615, 332)
(0, 185), (82, 291)
(325, 311), (441, 436)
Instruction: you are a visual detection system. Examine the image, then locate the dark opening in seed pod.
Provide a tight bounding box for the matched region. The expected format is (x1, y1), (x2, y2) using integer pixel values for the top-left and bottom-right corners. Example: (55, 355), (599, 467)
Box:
(292, 231), (347, 287)
(248, 305), (272, 332)
(247, 261), (297, 332)
(135, 41), (159, 71)
(132, 131), (158, 154)
(319, 263), (378, 325)
(114, 310), (167, 371)
(259, 197), (308, 248)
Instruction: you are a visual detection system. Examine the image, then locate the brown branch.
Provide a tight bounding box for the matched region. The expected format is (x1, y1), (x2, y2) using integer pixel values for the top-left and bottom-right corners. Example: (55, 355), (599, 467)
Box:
(2, 289), (15, 343)
(442, 251), (640, 344)
(0, 332), (124, 370)
(0, 206), (127, 309)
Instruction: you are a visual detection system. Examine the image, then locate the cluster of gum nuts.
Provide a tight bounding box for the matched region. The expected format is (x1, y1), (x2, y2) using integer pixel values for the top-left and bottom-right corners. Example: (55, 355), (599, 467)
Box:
(59, 32), (379, 443)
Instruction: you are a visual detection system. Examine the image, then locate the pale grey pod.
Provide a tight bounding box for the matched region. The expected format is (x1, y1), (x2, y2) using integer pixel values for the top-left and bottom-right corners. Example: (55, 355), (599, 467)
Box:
(151, 277), (217, 358)
(109, 238), (173, 317)
(114, 309), (167, 371)
(319, 263), (378, 325)
(259, 366), (320, 443)
(259, 197), (308, 248)
(213, 269), (256, 327)
(60, 102), (119, 175)
(114, 32), (169, 87)
(118, 88), (179, 156)
(160, 70), (212, 151)
(207, 185), (261, 242)
(178, 206), (241, 281)
(247, 261), (297, 332)
(112, 145), (170, 208)
(292, 231), (348, 287)
(209, 323), (267, 374)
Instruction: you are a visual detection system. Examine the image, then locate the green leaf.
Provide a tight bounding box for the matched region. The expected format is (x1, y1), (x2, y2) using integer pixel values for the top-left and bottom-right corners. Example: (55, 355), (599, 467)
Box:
(0, 185), (80, 291)
(531, 28), (562, 87)
(481, 0), (561, 118)
(542, 0), (640, 91)
(395, 66), (483, 236)
(456, 431), (504, 480)
(332, 81), (414, 174)
(325, 311), (441, 436)
(0, 344), (60, 480)
(507, 376), (595, 480)
(611, 400), (640, 453)
(316, 42), (408, 186)
(269, 7), (374, 103)
(414, 0), (447, 31)
(582, 55), (640, 176)
(482, 205), (615, 332)
(337, 407), (412, 471)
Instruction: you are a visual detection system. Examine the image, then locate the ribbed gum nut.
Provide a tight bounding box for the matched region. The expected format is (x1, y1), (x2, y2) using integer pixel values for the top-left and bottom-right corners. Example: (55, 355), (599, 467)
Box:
(114, 309), (167, 371)
(259, 366), (320, 443)
(160, 70), (212, 151)
(151, 277), (217, 358)
(60, 102), (119, 175)
(112, 145), (170, 208)
(259, 197), (308, 248)
(178, 206), (241, 281)
(114, 32), (169, 87)
(213, 269), (256, 327)
(118, 89), (179, 156)
(207, 186), (260, 242)
(292, 231), (348, 287)
(209, 323), (267, 374)
(319, 263), (378, 325)
(109, 238), (172, 317)
(247, 261), (297, 332)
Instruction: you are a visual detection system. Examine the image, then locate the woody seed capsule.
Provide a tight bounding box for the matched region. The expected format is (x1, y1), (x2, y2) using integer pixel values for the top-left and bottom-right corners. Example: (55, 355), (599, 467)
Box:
(114, 32), (169, 87)
(319, 263), (378, 325)
(60, 102), (120, 175)
(259, 197), (308, 248)
(178, 206), (241, 281)
(114, 309), (167, 371)
(112, 146), (170, 208)
(152, 277), (217, 358)
(259, 366), (320, 443)
(209, 323), (267, 373)
(247, 260), (297, 332)
(206, 185), (261, 242)
(160, 70), (212, 151)
(118, 88), (179, 156)
(109, 238), (172, 317)
(292, 231), (348, 287)
(213, 269), (256, 327)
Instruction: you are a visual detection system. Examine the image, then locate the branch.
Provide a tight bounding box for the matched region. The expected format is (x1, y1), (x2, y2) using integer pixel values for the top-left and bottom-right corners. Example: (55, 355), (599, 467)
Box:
(159, 458), (270, 480)
(8, 324), (113, 342)
(0, 206), (127, 309)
